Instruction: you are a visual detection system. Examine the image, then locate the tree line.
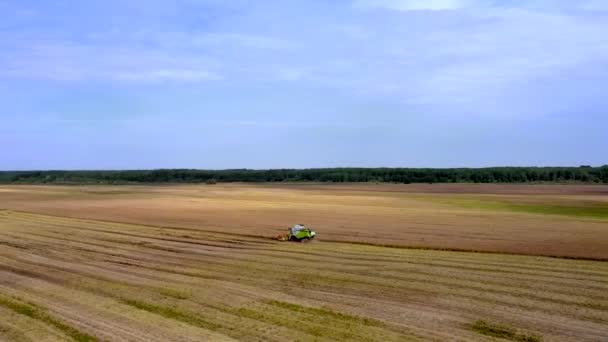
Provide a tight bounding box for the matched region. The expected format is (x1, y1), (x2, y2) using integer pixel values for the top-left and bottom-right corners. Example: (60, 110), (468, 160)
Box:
(1, 166), (607, 184)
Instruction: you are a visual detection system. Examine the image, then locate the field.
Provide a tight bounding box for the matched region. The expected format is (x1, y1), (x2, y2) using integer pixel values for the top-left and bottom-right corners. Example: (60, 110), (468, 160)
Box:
(2, 184), (607, 259)
(0, 184), (607, 341)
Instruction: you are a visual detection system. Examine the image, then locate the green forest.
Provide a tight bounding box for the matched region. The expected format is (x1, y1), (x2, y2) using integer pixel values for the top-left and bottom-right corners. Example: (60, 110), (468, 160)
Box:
(1, 166), (607, 184)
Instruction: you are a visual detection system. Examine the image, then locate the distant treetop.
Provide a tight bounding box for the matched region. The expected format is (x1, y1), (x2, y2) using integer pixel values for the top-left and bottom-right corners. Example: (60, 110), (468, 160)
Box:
(1, 166), (607, 184)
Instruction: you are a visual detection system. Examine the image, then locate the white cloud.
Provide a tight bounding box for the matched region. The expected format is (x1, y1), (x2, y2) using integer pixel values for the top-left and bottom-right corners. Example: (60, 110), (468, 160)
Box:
(353, 0), (608, 12)
(353, 0), (473, 11)
(0, 38), (221, 83)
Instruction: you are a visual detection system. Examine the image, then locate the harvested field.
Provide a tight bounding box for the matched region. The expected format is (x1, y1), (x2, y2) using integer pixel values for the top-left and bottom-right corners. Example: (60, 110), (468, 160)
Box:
(1, 184), (607, 259)
(0, 210), (607, 341)
(1, 184), (607, 341)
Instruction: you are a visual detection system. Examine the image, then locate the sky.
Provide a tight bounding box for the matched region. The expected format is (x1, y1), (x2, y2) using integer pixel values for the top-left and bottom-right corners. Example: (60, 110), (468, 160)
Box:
(1, 0), (607, 170)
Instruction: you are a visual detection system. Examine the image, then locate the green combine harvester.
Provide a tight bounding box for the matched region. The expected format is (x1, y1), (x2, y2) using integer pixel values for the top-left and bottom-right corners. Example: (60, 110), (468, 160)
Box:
(277, 224), (316, 242)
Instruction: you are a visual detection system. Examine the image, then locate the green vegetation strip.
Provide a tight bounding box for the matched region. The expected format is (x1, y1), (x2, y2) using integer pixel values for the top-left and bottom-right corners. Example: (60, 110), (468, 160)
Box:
(120, 298), (221, 331)
(121, 296), (406, 341)
(236, 307), (363, 341)
(233, 300), (413, 342)
(267, 300), (386, 327)
(446, 199), (608, 219)
(0, 296), (98, 342)
(469, 320), (542, 342)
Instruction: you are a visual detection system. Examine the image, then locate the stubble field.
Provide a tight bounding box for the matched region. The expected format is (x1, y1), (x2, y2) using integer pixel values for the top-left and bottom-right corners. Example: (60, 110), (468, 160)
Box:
(0, 184), (607, 341)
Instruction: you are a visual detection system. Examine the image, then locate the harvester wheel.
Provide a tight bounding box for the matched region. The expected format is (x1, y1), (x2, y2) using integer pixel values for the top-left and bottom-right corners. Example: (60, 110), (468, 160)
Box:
(301, 237), (311, 243)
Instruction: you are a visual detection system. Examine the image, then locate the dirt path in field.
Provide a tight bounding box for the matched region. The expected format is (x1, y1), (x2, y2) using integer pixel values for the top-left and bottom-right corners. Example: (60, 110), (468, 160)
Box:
(1, 183), (607, 259)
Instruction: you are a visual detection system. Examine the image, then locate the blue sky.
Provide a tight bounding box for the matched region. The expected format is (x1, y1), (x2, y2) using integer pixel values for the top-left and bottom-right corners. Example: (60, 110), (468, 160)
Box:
(1, 0), (607, 169)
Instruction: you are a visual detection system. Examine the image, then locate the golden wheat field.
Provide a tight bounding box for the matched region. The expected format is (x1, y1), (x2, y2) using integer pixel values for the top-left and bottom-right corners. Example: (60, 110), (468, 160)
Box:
(0, 184), (607, 341)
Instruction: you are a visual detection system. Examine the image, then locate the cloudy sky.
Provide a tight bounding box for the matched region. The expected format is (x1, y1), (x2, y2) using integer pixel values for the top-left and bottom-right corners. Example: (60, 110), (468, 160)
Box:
(1, 0), (607, 169)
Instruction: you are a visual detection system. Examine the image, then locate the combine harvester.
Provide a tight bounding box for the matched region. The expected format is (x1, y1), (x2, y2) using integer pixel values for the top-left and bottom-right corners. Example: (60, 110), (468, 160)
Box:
(277, 224), (316, 242)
